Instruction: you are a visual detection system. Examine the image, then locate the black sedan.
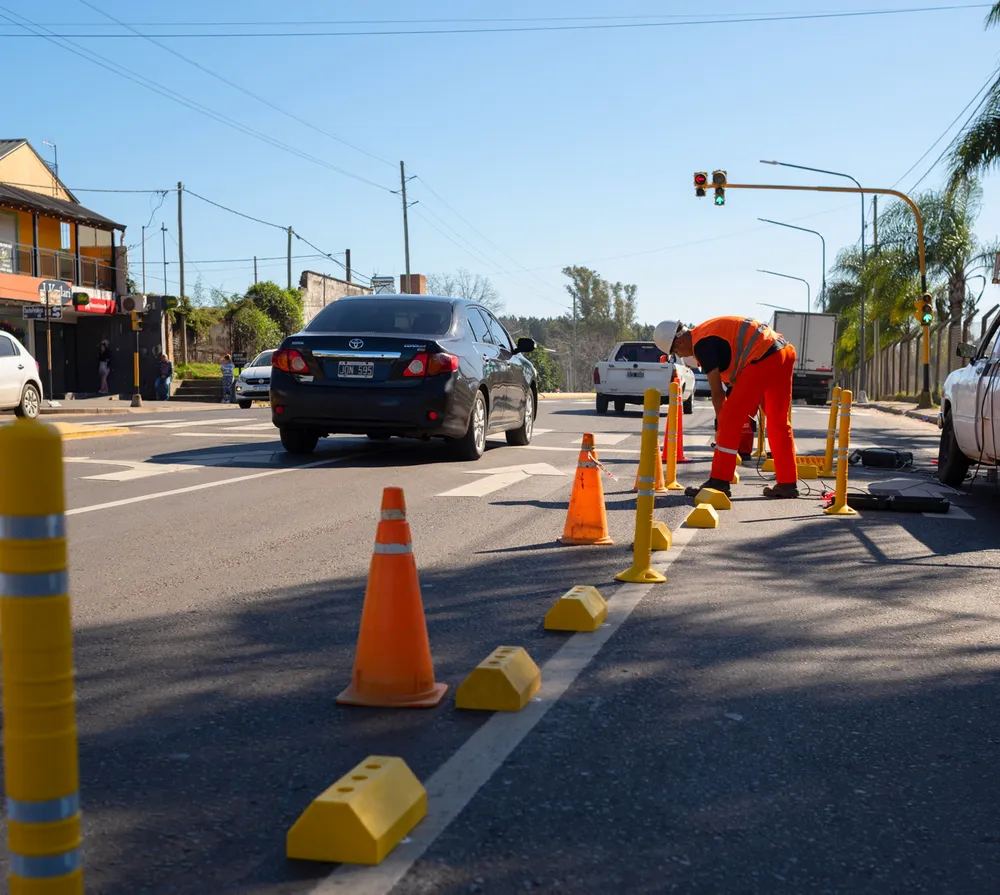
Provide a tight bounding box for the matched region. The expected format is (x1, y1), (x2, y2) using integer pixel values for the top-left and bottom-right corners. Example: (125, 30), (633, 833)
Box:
(270, 294), (538, 460)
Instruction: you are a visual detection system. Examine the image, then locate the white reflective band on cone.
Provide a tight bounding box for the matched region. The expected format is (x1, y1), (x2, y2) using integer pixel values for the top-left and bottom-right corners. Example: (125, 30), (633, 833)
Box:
(0, 570), (69, 597)
(7, 793), (79, 823)
(380, 509), (406, 520)
(0, 514), (65, 539)
(372, 542), (413, 554)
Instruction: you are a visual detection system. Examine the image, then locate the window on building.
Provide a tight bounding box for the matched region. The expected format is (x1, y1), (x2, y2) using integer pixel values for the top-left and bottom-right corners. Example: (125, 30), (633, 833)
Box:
(60, 222), (71, 251)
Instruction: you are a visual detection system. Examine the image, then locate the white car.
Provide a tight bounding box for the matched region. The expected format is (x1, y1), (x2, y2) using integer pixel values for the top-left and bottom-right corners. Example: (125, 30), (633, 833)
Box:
(0, 332), (43, 419)
(938, 318), (1000, 485)
(234, 349), (275, 409)
(592, 341), (696, 414)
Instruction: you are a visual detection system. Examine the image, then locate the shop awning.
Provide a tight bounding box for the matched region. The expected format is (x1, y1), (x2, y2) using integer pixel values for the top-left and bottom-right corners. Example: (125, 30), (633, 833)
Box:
(0, 183), (124, 230)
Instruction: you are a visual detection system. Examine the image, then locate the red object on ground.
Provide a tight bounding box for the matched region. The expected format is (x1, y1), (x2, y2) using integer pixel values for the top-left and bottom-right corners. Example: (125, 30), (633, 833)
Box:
(738, 418), (756, 457)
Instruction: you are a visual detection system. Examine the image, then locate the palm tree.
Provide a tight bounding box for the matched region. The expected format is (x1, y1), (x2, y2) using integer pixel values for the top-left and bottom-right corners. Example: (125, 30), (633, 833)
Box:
(948, 6), (1000, 184)
(873, 180), (991, 373)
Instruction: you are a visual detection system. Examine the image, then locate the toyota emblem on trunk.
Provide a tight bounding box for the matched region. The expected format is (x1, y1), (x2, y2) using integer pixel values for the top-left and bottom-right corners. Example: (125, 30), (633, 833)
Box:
(349, 339), (364, 349)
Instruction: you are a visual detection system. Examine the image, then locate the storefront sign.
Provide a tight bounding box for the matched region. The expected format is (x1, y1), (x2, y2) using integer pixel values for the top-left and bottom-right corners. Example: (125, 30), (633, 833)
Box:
(48, 305), (63, 319)
(39, 279), (73, 304)
(74, 294), (116, 314)
(0, 242), (12, 275)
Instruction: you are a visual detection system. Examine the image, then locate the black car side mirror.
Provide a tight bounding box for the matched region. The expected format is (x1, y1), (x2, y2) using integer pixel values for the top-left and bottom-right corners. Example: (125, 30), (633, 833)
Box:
(514, 337), (536, 355)
(956, 342), (978, 360)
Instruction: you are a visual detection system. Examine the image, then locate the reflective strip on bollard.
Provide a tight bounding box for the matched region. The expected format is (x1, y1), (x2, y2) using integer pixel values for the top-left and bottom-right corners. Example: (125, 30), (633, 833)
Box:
(0, 514), (65, 539)
(7, 793), (79, 823)
(0, 570), (69, 597)
(10, 848), (81, 879)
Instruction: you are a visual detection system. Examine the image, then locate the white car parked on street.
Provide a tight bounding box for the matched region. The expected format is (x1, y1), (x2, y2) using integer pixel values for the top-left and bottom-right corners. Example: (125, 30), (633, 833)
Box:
(938, 316), (1000, 485)
(235, 349), (275, 409)
(0, 332), (42, 419)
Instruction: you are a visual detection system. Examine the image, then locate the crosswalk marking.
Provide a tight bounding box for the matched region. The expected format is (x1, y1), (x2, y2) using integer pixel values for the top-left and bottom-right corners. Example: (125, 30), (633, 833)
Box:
(140, 417), (249, 429)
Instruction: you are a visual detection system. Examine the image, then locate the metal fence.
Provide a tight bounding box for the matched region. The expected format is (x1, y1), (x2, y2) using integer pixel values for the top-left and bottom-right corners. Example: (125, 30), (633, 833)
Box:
(0, 240), (115, 290)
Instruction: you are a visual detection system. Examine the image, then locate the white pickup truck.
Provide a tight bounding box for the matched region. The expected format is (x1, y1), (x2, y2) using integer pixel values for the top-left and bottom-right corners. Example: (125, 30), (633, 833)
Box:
(938, 316), (1000, 485)
(592, 341), (696, 415)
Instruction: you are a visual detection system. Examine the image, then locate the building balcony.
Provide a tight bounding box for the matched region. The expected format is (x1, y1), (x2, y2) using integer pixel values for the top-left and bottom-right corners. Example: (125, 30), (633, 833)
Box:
(0, 240), (115, 291)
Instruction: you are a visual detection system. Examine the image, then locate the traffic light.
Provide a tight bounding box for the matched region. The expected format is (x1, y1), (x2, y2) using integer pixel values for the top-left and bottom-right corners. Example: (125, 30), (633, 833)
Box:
(131, 311), (143, 332)
(914, 295), (933, 326)
(712, 170), (727, 206)
(694, 172), (708, 198)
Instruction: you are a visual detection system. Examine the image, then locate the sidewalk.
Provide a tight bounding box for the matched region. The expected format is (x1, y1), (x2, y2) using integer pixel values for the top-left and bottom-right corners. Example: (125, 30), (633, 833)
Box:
(38, 397), (261, 416)
(862, 400), (940, 426)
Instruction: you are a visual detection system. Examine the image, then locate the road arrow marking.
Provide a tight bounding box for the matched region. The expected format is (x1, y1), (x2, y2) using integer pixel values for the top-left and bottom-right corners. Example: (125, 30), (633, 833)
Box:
(437, 462), (566, 497)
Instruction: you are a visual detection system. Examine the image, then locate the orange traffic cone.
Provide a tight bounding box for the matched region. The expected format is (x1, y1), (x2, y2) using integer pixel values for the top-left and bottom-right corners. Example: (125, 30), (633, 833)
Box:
(664, 371), (691, 464)
(337, 487), (448, 708)
(559, 433), (614, 546)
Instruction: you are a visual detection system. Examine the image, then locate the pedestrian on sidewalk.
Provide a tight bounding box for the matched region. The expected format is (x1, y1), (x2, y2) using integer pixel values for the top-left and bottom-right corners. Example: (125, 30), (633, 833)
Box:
(155, 353), (173, 401)
(220, 354), (235, 403)
(98, 340), (112, 395)
(654, 316), (799, 500)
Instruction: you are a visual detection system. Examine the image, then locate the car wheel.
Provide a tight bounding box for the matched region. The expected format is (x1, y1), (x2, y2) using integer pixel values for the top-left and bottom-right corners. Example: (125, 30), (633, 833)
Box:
(937, 410), (970, 486)
(454, 390), (487, 460)
(506, 390), (535, 445)
(614, 398), (626, 413)
(596, 394), (609, 414)
(14, 383), (40, 419)
(683, 395), (694, 415)
(238, 400), (252, 409)
(279, 427), (319, 455)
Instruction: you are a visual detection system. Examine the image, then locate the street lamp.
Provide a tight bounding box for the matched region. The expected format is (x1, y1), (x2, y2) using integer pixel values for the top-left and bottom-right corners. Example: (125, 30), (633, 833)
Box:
(758, 218), (826, 309)
(761, 159), (867, 399)
(757, 302), (795, 313)
(758, 269), (811, 312)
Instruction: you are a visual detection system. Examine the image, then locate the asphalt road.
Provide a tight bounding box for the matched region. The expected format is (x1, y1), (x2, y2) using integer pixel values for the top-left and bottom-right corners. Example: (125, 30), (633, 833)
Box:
(2, 397), (999, 894)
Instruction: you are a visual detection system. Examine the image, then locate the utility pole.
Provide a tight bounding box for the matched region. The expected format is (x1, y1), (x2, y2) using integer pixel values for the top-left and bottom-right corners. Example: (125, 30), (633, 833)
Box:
(571, 294), (577, 393)
(872, 195), (878, 252)
(287, 227), (293, 291)
(141, 224), (146, 293)
(177, 182), (185, 305)
(161, 225), (168, 294)
(345, 249), (352, 284)
(400, 161), (411, 279)
(253, 255), (258, 284)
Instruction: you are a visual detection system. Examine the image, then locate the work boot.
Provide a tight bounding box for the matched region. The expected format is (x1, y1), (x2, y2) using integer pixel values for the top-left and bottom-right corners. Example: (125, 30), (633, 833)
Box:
(763, 483), (799, 499)
(684, 477), (732, 499)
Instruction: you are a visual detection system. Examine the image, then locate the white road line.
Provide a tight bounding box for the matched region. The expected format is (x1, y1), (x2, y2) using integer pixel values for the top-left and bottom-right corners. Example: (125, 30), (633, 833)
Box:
(172, 432), (277, 438)
(315, 527), (696, 895)
(139, 417), (249, 429)
(437, 470), (530, 497)
(117, 418), (188, 427)
(65, 452), (366, 516)
(516, 445), (642, 455)
(571, 433), (630, 446)
(64, 457), (197, 482)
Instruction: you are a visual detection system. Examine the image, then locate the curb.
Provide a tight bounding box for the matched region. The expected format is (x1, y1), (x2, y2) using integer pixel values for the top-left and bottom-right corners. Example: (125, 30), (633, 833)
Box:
(538, 393), (594, 400)
(864, 402), (940, 426)
(39, 401), (255, 416)
(52, 423), (131, 440)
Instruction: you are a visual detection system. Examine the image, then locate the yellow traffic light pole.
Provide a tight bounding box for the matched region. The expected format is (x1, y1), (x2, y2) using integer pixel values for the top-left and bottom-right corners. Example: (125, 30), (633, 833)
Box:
(716, 182), (932, 408)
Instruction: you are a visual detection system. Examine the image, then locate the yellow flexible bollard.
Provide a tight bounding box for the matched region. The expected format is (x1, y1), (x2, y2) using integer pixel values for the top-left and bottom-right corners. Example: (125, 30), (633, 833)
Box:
(617, 388), (667, 583)
(754, 405), (766, 458)
(0, 418), (83, 894)
(664, 381), (683, 491)
(824, 389), (858, 517)
(820, 386), (842, 477)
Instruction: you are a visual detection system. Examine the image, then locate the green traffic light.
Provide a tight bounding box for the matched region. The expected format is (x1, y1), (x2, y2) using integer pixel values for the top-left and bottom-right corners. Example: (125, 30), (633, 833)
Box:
(714, 194), (725, 206)
(921, 313), (933, 325)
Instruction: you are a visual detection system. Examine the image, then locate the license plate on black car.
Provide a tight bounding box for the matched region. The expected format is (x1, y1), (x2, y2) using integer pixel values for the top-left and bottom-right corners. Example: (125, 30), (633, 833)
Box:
(627, 370), (644, 378)
(338, 362), (375, 379)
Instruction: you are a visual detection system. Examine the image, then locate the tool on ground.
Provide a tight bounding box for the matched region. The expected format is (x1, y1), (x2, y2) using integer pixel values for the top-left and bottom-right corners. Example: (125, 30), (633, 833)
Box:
(820, 386), (841, 476)
(848, 448), (914, 469)
(0, 418), (84, 895)
(560, 434), (614, 546)
(824, 390), (858, 517)
(337, 487), (448, 707)
(617, 388), (670, 583)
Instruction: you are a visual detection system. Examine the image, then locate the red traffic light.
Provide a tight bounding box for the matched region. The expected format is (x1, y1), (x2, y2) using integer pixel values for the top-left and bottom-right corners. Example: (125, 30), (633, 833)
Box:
(694, 172), (708, 187)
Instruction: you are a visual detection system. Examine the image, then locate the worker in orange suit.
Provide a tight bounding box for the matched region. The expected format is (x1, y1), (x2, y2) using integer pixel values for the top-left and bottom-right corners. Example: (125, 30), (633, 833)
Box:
(654, 317), (799, 500)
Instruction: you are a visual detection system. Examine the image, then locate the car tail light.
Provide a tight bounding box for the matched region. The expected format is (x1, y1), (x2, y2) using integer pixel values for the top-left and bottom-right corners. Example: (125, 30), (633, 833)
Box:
(273, 348), (308, 374)
(593, 368), (600, 385)
(660, 355), (667, 363)
(404, 352), (459, 377)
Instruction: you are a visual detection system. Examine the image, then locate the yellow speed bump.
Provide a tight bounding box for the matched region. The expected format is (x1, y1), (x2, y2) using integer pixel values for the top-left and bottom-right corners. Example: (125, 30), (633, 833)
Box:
(544, 586), (608, 632)
(694, 488), (731, 511)
(797, 455), (826, 467)
(797, 464), (819, 480)
(456, 646), (541, 712)
(761, 458), (775, 472)
(650, 520), (672, 552)
(286, 756), (425, 865)
(684, 504), (720, 529)
(731, 471), (740, 485)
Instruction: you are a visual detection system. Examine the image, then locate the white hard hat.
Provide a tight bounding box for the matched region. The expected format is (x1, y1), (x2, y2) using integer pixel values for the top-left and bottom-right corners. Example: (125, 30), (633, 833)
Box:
(653, 320), (682, 355)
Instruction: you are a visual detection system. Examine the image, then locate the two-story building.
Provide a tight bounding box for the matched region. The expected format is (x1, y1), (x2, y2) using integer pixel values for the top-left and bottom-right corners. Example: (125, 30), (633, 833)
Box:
(0, 138), (129, 395)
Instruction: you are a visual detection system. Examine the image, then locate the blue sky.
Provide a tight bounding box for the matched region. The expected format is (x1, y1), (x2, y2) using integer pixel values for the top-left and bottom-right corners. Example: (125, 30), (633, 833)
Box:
(6, 1), (1000, 326)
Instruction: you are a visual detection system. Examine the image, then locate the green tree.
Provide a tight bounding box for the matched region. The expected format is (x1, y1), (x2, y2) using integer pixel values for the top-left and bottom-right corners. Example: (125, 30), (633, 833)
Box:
(231, 305), (282, 357)
(244, 281), (304, 336)
(949, 5), (1000, 185)
(524, 345), (562, 392)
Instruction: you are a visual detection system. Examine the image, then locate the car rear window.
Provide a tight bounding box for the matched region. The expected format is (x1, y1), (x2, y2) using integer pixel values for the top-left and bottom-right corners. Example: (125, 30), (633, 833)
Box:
(614, 343), (663, 363)
(250, 351), (274, 368)
(305, 299), (453, 335)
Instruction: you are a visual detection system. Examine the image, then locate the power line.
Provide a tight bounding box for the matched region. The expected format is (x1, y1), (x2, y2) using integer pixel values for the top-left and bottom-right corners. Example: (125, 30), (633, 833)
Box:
(893, 65), (1000, 189)
(0, 6), (396, 194)
(182, 188), (289, 232)
(76, 0), (396, 170)
(7, 5), (988, 36)
(0, 180), (169, 193)
(291, 231), (372, 285)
